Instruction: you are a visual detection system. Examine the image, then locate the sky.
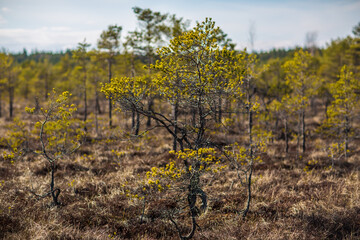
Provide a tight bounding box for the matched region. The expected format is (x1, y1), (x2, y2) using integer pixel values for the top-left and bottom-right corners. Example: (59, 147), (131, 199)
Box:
(0, 0), (359, 53)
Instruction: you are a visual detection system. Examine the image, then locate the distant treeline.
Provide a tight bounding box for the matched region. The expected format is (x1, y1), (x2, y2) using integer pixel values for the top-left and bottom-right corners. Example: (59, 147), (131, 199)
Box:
(9, 46), (315, 65)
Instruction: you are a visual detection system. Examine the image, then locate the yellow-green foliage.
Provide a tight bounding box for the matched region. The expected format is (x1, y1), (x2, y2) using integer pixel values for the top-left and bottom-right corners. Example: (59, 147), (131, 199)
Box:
(102, 18), (255, 111)
(145, 148), (225, 193)
(270, 93), (300, 117)
(0, 53), (13, 86)
(1, 118), (29, 163)
(283, 49), (318, 110)
(253, 126), (273, 144)
(223, 128), (268, 186)
(327, 142), (346, 161)
(324, 66), (358, 137)
(151, 18), (254, 105)
(120, 148), (226, 203)
(225, 141), (265, 167)
(102, 75), (151, 105)
(303, 159), (319, 174)
(318, 66), (359, 158)
(26, 89), (84, 160)
(101, 18), (258, 151)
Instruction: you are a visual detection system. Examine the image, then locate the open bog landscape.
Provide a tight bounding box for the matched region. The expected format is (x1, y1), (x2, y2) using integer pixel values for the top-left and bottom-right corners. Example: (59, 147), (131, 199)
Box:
(0, 1), (359, 239)
(0, 109), (359, 239)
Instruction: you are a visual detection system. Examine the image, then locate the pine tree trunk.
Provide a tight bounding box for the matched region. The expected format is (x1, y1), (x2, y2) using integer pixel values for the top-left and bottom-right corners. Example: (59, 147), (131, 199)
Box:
(218, 96), (222, 123)
(146, 53), (153, 127)
(0, 91), (2, 118)
(83, 68), (87, 123)
(94, 85), (100, 136)
(131, 109), (135, 129)
(95, 91), (101, 114)
(135, 110), (140, 136)
(274, 115), (279, 143)
(50, 161), (60, 206)
(302, 108), (306, 153)
(297, 112), (301, 154)
(325, 100), (329, 120)
(146, 98), (153, 127)
(9, 86), (14, 119)
(285, 117), (289, 153)
(45, 73), (49, 100)
(131, 53), (137, 134)
(226, 98), (231, 119)
(108, 59), (112, 127)
(173, 102), (179, 151)
(243, 87), (253, 218)
(243, 107), (253, 218)
(344, 115), (349, 159)
(192, 107), (196, 128)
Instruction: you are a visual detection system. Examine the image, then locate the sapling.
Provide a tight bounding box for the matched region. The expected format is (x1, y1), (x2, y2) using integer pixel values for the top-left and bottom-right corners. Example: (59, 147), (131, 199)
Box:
(26, 90), (84, 206)
(223, 127), (268, 218)
(122, 148), (226, 239)
(147, 148), (225, 239)
(283, 49), (318, 154)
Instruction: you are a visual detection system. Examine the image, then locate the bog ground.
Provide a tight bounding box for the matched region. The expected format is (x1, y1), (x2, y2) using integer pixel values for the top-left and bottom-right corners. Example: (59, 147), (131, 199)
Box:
(0, 107), (359, 239)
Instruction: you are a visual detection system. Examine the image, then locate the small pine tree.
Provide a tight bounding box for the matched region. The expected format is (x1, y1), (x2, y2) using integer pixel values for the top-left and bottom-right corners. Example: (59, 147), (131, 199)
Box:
(26, 90), (84, 206)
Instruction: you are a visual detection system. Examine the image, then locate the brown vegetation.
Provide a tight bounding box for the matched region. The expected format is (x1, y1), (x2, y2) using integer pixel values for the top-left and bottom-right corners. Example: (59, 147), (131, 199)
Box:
(0, 103), (359, 240)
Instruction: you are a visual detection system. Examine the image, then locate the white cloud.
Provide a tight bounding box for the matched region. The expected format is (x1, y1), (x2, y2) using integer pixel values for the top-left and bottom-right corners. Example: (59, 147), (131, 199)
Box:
(1, 7), (10, 12)
(0, 0), (358, 52)
(0, 27), (102, 52)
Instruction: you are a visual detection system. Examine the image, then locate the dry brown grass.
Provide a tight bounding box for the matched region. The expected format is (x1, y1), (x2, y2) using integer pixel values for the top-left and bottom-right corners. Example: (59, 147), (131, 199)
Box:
(0, 108), (359, 240)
